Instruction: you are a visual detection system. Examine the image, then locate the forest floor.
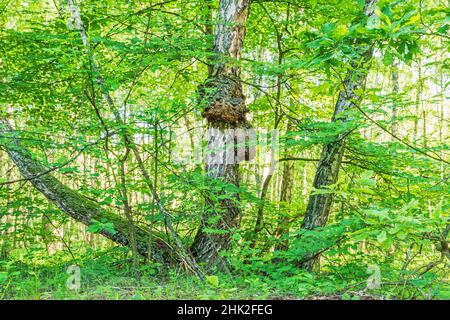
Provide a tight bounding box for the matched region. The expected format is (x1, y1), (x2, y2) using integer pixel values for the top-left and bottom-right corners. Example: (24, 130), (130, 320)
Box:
(0, 248), (370, 300)
(0, 247), (447, 300)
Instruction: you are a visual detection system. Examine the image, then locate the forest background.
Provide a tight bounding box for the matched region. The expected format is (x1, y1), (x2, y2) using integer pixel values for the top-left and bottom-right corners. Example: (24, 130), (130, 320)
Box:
(0, 0), (448, 300)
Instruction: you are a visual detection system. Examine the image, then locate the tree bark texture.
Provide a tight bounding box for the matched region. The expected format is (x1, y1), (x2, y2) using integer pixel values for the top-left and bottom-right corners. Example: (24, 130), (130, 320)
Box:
(300, 0), (377, 270)
(191, 0), (251, 270)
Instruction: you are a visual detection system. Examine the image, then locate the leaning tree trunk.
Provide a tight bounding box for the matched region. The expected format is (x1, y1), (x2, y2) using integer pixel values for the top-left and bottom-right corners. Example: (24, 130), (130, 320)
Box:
(0, 120), (170, 261)
(191, 0), (252, 270)
(300, 0), (377, 271)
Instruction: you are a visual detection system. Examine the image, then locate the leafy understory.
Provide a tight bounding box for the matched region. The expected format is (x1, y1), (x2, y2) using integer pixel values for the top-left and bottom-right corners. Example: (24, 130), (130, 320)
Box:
(0, 0), (448, 300)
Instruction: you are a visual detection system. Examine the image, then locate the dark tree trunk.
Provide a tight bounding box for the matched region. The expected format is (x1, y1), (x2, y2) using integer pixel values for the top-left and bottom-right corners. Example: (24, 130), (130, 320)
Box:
(191, 0), (252, 270)
(300, 0), (377, 271)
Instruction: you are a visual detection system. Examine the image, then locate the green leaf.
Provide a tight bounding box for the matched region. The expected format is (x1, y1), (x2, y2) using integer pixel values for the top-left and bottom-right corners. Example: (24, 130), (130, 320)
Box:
(206, 275), (219, 287)
(0, 272), (8, 284)
(377, 231), (387, 244)
(333, 24), (349, 38)
(101, 196), (113, 205)
(382, 51), (394, 66)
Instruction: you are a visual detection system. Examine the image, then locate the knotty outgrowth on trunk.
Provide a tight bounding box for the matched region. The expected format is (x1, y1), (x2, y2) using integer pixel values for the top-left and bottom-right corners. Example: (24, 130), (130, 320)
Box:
(191, 0), (252, 270)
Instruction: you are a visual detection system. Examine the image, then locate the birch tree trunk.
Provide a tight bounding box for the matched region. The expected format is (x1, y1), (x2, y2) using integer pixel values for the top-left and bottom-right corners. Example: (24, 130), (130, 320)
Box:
(300, 0), (377, 270)
(191, 0), (251, 270)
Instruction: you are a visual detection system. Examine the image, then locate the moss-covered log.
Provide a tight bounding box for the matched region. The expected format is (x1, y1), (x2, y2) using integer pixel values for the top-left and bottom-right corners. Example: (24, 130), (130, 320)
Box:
(0, 121), (170, 261)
